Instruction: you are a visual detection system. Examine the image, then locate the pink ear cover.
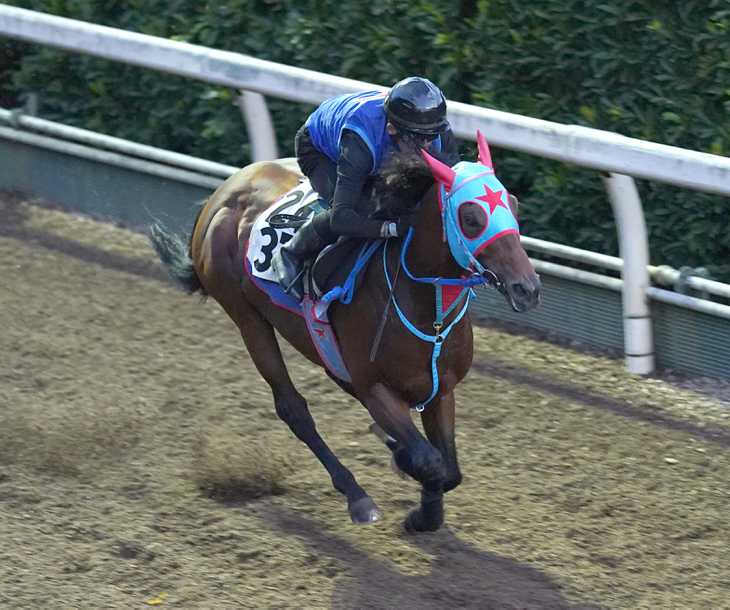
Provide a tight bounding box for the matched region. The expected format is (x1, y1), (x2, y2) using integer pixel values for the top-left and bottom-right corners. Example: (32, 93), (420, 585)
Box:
(476, 129), (493, 168)
(421, 148), (456, 191)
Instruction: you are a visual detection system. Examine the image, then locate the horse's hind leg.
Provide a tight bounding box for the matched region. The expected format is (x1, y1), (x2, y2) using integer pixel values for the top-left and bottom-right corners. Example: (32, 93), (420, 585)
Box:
(233, 301), (381, 524)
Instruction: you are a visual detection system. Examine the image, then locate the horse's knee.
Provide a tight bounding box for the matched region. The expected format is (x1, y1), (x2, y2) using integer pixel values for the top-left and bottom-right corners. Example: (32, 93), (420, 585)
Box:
(410, 443), (446, 487)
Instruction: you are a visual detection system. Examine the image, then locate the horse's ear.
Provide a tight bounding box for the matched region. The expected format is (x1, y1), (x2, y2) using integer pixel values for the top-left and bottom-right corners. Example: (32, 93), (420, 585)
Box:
(421, 149), (456, 191)
(476, 129), (493, 169)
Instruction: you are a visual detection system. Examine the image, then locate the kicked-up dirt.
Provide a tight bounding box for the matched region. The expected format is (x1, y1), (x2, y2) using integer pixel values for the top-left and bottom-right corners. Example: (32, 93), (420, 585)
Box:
(1, 193), (728, 609)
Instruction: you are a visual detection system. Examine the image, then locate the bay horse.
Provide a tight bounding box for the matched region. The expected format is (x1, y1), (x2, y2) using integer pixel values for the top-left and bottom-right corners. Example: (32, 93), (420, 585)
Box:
(150, 132), (541, 532)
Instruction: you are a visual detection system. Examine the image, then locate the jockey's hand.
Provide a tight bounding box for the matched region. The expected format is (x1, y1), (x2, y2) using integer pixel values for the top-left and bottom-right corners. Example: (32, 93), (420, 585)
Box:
(379, 213), (417, 238)
(379, 221), (398, 238)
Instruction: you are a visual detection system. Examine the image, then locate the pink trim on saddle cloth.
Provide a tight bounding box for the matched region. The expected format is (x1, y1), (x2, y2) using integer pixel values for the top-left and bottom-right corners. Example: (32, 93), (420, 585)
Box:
(242, 241), (351, 382)
(243, 240), (304, 318)
(302, 296), (352, 382)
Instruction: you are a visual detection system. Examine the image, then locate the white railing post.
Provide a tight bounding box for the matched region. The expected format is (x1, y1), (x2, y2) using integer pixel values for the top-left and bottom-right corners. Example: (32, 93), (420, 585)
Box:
(602, 173), (655, 374)
(236, 90), (278, 161)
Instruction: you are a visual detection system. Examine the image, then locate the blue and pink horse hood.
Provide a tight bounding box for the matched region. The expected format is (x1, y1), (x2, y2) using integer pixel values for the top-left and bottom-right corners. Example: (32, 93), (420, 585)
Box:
(421, 131), (520, 272)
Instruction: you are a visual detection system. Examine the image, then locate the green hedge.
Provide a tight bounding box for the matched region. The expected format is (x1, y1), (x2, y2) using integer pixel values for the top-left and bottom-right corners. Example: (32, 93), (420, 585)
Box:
(3, 1), (729, 279)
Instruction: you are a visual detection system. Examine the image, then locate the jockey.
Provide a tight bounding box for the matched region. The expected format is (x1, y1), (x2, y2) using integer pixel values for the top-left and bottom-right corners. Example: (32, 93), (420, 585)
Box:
(271, 76), (459, 300)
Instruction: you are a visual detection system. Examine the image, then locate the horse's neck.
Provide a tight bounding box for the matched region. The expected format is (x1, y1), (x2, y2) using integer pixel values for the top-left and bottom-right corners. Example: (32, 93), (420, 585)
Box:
(406, 185), (461, 279)
(386, 185), (464, 323)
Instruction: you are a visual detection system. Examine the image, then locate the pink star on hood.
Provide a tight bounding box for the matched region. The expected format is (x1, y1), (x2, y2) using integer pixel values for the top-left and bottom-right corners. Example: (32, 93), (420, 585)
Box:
(476, 185), (507, 214)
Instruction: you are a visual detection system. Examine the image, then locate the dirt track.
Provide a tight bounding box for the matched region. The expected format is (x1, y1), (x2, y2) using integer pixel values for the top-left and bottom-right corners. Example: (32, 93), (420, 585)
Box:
(1, 194), (729, 609)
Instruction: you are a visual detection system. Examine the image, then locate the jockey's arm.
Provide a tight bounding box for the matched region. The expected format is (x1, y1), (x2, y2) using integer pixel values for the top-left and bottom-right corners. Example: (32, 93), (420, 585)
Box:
(329, 130), (387, 239)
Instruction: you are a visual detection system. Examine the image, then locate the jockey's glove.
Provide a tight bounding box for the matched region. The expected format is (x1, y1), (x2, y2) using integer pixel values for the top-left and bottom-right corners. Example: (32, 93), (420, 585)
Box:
(380, 214), (416, 238)
(380, 221), (398, 238)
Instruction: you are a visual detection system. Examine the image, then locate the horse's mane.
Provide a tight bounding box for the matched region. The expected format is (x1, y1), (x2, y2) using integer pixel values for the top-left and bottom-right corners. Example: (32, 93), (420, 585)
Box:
(370, 150), (438, 218)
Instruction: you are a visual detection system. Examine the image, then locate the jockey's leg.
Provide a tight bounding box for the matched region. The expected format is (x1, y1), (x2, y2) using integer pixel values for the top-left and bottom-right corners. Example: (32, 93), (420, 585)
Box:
(361, 383), (447, 532)
(295, 125), (337, 203)
(270, 216), (328, 300)
(272, 129), (338, 300)
(233, 298), (380, 524)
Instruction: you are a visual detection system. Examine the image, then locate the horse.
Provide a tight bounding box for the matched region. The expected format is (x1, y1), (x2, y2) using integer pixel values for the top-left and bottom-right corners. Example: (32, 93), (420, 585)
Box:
(150, 131), (541, 532)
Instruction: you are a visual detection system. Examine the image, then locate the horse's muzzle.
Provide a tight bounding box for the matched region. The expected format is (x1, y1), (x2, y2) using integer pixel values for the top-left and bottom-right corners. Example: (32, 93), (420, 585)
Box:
(504, 274), (542, 313)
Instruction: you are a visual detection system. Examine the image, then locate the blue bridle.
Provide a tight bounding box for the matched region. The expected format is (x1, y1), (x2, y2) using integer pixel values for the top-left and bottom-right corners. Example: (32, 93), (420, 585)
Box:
(384, 160), (520, 411)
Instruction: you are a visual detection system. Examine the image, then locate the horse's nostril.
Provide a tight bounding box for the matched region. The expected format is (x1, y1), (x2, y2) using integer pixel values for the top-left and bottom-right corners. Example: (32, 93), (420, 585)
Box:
(512, 283), (528, 298)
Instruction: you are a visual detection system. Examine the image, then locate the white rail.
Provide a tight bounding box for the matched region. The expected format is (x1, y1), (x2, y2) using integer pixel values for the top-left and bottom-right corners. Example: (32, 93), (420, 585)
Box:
(1, 4), (729, 374)
(2, 6), (729, 194)
(0, 107), (238, 178)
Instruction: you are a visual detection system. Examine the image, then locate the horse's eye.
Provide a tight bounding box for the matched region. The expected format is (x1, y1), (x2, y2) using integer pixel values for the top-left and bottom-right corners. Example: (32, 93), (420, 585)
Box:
(458, 203), (487, 238)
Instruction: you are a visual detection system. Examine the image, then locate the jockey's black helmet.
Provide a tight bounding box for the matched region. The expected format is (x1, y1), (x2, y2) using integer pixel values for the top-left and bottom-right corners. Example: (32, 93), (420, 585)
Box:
(384, 76), (449, 136)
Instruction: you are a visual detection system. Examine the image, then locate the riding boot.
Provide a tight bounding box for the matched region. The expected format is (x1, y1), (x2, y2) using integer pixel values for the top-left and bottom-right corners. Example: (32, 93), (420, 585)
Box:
(271, 219), (326, 301)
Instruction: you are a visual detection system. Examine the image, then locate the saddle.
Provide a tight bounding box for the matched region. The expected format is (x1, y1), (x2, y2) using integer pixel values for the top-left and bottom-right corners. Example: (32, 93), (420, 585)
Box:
(308, 237), (373, 301)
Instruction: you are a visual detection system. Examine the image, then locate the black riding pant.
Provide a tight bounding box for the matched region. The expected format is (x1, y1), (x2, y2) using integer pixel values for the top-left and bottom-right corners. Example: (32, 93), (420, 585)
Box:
(295, 126), (339, 243)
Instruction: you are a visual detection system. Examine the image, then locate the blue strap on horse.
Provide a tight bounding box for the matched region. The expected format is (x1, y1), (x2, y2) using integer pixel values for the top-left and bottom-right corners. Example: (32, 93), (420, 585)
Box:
(399, 229), (488, 288)
(320, 239), (384, 305)
(383, 233), (474, 412)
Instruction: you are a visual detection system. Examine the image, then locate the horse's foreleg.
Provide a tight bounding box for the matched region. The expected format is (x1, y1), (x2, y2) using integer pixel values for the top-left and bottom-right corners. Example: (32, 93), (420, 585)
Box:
(421, 391), (462, 493)
(361, 383), (446, 532)
(370, 391), (462, 493)
(235, 302), (380, 524)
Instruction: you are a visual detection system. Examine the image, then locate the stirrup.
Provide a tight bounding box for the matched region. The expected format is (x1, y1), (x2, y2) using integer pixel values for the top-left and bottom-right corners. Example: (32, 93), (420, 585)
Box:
(282, 267), (306, 297)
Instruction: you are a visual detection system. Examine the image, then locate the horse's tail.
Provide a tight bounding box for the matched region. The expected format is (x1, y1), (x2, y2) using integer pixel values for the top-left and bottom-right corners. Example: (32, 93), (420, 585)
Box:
(149, 221), (206, 296)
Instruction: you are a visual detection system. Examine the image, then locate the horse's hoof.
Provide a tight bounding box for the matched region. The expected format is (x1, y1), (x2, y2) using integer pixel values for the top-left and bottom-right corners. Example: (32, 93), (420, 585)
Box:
(349, 496), (382, 525)
(404, 507), (441, 533)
